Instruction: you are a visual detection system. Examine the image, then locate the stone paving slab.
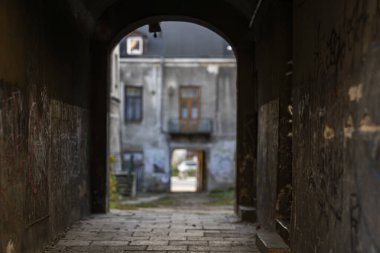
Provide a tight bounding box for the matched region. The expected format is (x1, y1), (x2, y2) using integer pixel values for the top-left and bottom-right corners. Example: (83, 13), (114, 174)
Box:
(43, 209), (259, 252)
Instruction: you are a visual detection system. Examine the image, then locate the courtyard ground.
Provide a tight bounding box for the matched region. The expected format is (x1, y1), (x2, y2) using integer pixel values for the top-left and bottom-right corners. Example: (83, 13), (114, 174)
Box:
(170, 176), (197, 192)
(43, 192), (259, 252)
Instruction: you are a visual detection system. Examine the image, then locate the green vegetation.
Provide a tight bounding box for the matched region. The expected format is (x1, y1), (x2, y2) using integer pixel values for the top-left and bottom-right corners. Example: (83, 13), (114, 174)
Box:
(108, 155), (119, 204)
(110, 195), (176, 210)
(207, 187), (235, 206)
(172, 167), (179, 177)
(108, 154), (177, 210)
(187, 169), (196, 177)
(171, 166), (196, 178)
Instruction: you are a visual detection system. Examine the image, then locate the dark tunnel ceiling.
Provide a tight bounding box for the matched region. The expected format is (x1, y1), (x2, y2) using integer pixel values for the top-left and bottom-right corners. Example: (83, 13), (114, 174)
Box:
(83, 0), (257, 19)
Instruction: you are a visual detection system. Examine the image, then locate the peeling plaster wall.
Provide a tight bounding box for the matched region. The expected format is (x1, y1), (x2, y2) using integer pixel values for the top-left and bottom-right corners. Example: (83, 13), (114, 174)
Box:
(209, 140), (236, 189)
(0, 1), (93, 252)
(119, 60), (237, 192)
(119, 62), (169, 192)
(292, 0), (380, 252)
(109, 46), (123, 173)
(120, 62), (164, 156)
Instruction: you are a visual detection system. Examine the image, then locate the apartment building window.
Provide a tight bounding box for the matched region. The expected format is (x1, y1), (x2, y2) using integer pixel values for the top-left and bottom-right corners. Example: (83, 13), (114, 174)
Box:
(179, 87), (200, 120)
(123, 152), (144, 172)
(125, 86), (143, 122)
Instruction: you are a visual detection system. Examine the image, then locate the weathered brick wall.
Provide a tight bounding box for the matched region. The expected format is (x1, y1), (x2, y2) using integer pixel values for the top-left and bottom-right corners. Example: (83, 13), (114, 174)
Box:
(0, 1), (93, 252)
(292, 0), (380, 252)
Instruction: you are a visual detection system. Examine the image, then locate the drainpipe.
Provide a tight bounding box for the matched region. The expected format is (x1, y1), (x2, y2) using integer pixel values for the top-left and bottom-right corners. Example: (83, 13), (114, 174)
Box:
(159, 57), (165, 133)
(159, 57), (171, 192)
(215, 66), (220, 135)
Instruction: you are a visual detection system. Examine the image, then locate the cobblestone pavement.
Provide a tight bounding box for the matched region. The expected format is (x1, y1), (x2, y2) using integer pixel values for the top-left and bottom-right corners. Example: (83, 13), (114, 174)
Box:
(43, 207), (259, 252)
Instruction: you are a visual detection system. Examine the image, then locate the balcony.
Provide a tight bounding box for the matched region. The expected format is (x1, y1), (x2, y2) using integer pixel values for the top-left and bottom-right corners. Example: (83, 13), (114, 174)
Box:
(167, 118), (213, 136)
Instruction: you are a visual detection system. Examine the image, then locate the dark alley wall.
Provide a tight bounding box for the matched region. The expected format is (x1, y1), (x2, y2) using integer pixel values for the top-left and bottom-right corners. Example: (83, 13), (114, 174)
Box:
(291, 0), (380, 252)
(254, 0), (380, 251)
(254, 0), (293, 231)
(257, 100), (279, 229)
(0, 1), (93, 252)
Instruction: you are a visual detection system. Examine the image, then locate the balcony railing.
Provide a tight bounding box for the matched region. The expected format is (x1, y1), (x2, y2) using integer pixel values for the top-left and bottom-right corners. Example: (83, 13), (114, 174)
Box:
(167, 118), (213, 136)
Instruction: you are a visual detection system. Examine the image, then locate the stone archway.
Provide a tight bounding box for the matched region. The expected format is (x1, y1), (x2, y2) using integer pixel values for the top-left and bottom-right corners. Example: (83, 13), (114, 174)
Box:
(89, 0), (257, 214)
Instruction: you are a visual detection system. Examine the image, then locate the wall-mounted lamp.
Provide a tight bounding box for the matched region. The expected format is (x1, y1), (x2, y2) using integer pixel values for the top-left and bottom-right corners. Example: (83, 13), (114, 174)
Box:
(167, 81), (176, 96)
(168, 86), (175, 96)
(149, 22), (162, 38)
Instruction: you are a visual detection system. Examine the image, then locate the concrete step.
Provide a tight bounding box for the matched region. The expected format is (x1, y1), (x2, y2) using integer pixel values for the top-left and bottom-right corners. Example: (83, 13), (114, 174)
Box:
(256, 230), (290, 253)
(275, 218), (290, 245)
(116, 175), (134, 196)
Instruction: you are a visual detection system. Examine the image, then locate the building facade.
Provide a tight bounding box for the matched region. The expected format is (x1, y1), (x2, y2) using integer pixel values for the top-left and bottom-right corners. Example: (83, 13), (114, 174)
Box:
(111, 22), (237, 193)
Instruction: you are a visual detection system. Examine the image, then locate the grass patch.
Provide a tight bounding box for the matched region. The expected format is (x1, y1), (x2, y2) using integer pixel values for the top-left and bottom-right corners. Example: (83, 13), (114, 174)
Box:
(172, 167), (179, 177)
(110, 196), (177, 210)
(207, 187), (235, 206)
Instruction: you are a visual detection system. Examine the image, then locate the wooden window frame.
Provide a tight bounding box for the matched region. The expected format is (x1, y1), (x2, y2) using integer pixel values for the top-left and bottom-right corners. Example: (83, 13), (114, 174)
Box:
(125, 86), (143, 123)
(123, 151), (144, 172)
(179, 86), (201, 120)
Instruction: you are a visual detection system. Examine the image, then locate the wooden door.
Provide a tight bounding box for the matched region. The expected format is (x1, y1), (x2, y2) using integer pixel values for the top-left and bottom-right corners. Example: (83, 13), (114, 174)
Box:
(196, 150), (206, 192)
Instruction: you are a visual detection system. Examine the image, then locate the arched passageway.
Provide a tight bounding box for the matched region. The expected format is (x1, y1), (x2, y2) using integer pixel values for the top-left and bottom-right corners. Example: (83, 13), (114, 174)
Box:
(89, 0), (257, 220)
(108, 20), (238, 198)
(1, 0), (380, 253)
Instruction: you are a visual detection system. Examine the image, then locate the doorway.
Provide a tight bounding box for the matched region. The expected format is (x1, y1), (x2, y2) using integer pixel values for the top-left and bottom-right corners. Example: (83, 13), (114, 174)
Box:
(170, 149), (205, 192)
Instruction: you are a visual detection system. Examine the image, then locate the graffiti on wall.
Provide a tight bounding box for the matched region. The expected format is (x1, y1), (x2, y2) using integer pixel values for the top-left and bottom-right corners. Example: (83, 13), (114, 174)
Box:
(25, 86), (51, 225)
(293, 0), (380, 251)
(311, 0), (369, 77)
(0, 81), (90, 231)
(50, 99), (89, 221)
(144, 149), (169, 191)
(0, 85), (25, 223)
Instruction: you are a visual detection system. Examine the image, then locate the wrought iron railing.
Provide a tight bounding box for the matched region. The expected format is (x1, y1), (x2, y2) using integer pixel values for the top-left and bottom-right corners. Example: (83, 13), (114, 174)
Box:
(167, 118), (213, 135)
